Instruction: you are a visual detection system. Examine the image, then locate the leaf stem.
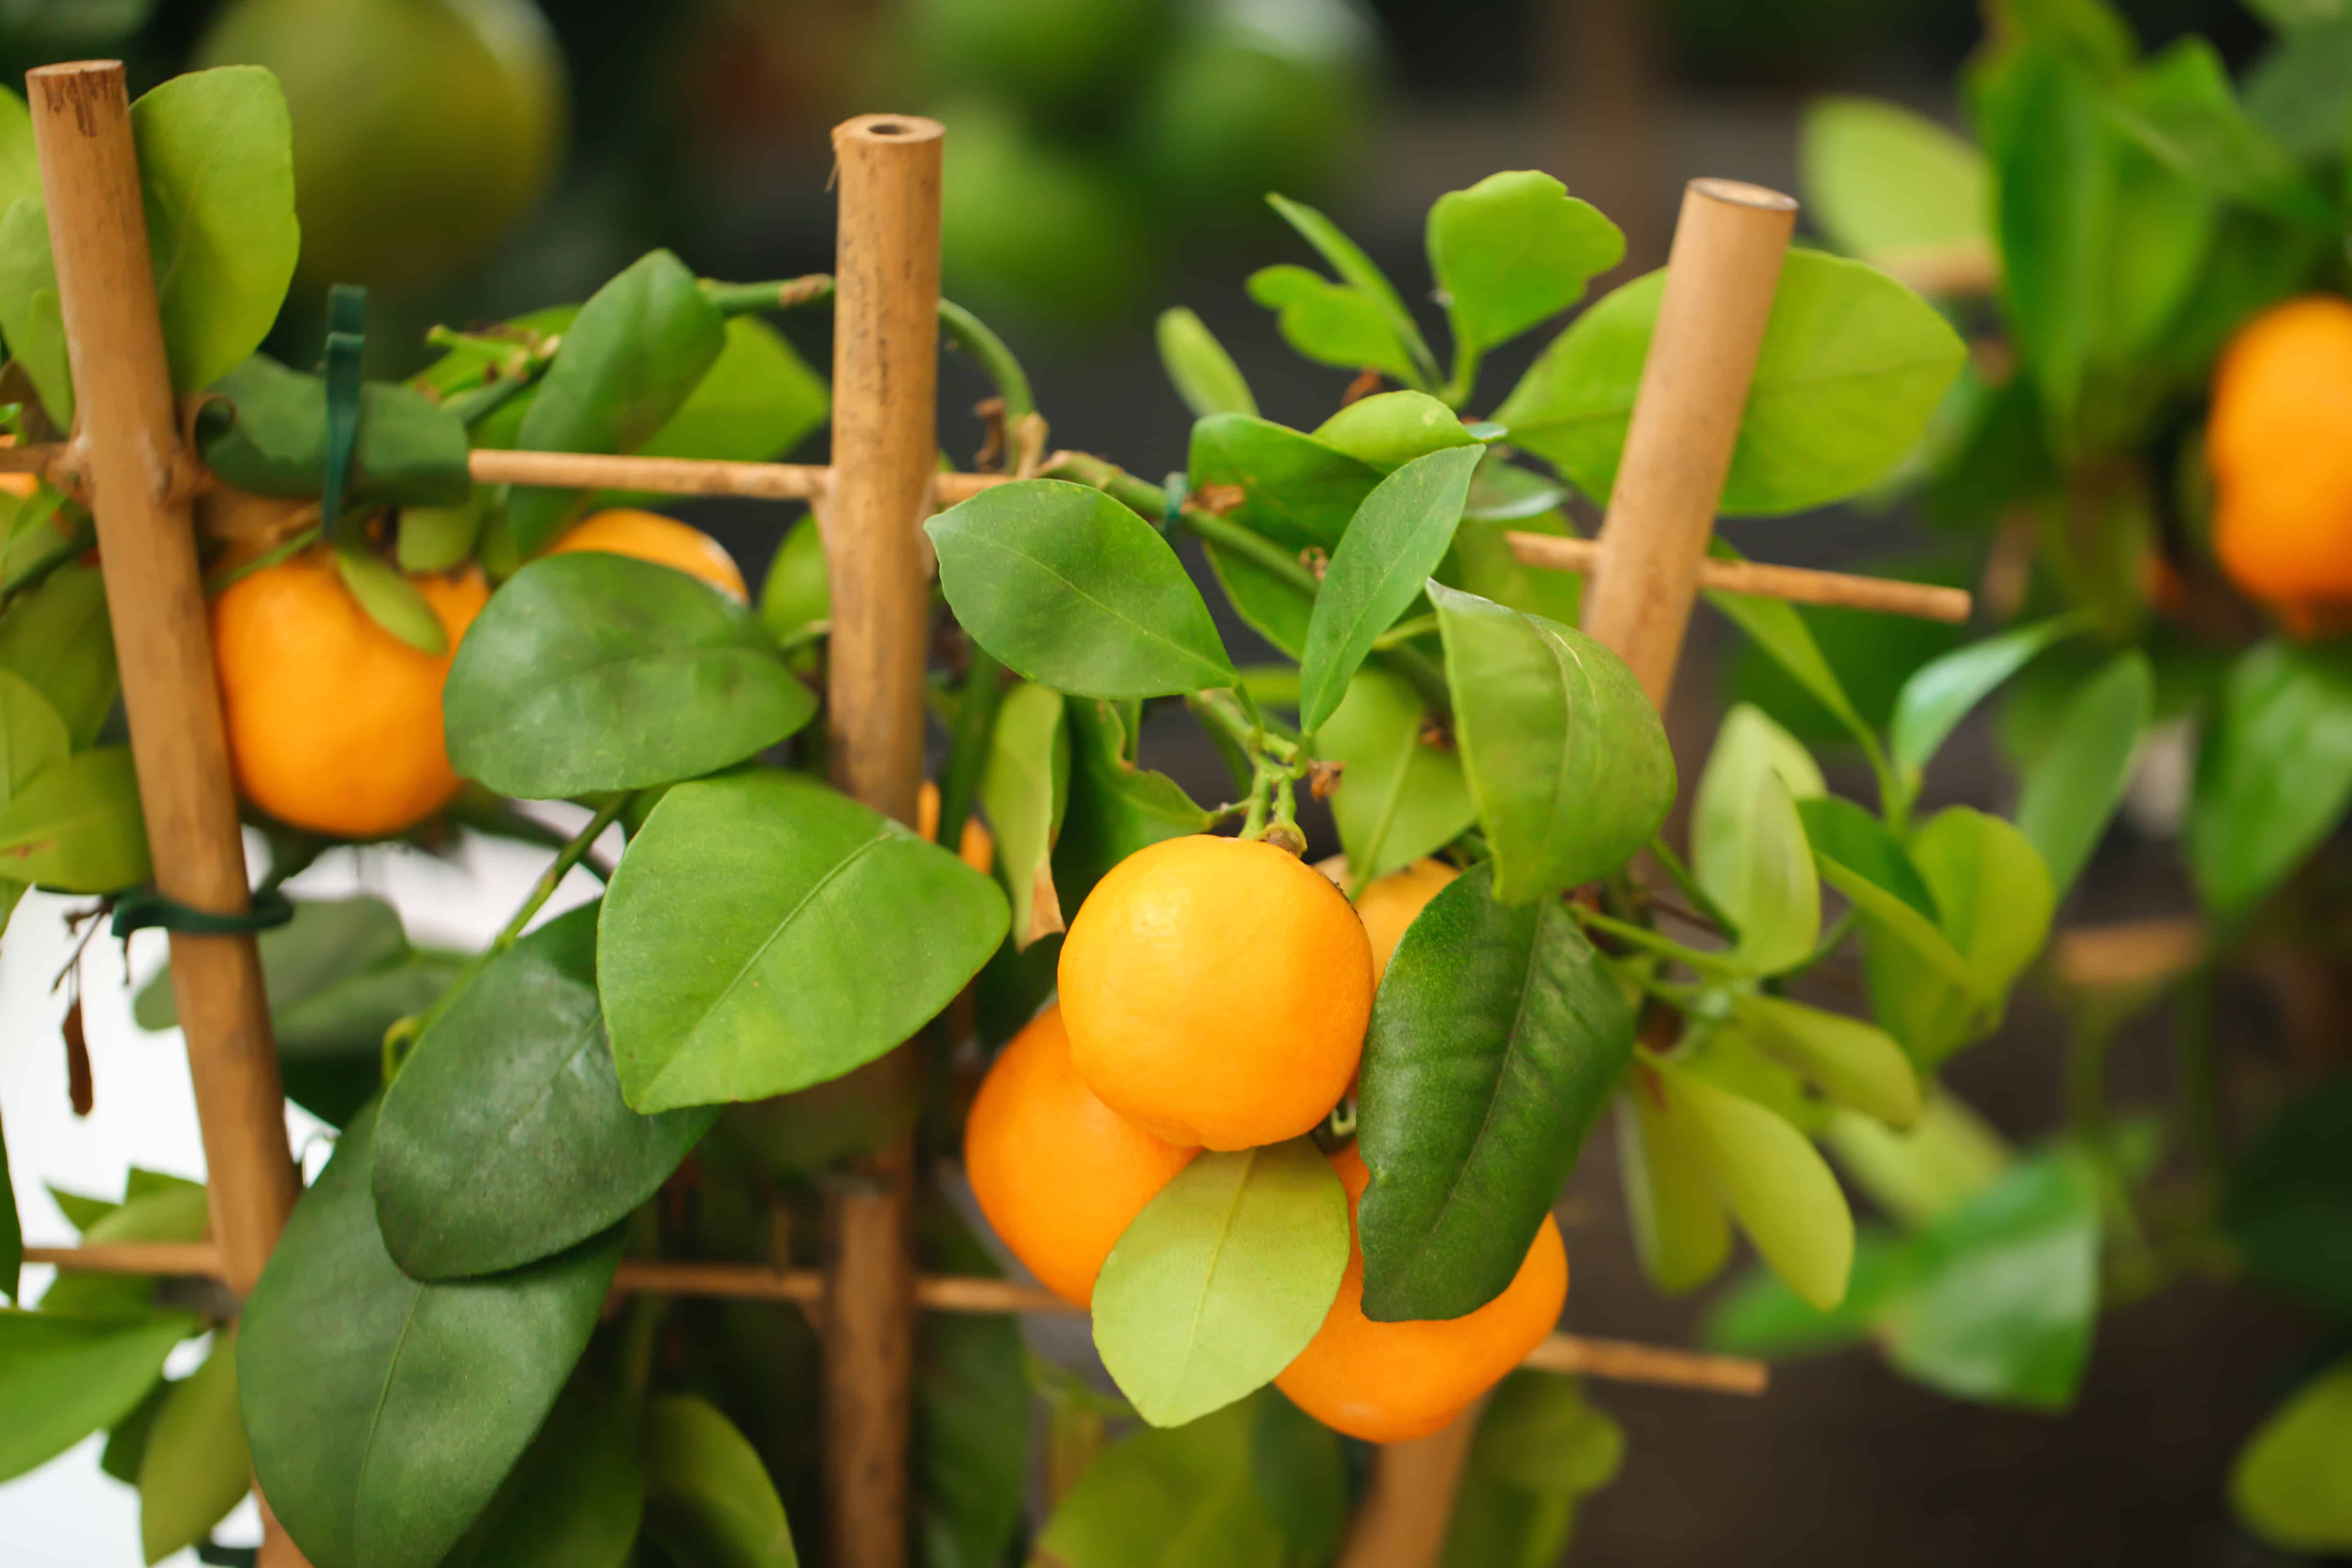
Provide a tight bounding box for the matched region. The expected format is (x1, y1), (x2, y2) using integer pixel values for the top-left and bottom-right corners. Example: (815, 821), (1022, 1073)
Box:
(1574, 907), (1748, 980)
(1645, 834), (1740, 943)
(1371, 612), (1439, 651)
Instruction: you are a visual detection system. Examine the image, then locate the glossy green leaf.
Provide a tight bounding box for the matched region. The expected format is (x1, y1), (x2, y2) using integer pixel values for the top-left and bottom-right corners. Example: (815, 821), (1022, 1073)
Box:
(1991, 45), (2110, 432)
(100, 1379), (168, 1486)
(444, 1383), (643, 1568)
(1800, 96), (1991, 261)
(1247, 264), (1419, 381)
(445, 552), (816, 799)
(1250, 1390), (1348, 1563)
(1890, 613), (2082, 776)
(1432, 583), (1674, 903)
(1053, 697), (1211, 913)
(1299, 445), (1481, 731)
(1824, 1091), (2011, 1228)
(1652, 1059), (1854, 1312)
(333, 543), (447, 656)
(1441, 1371), (1623, 1568)
(1319, 666), (1476, 886)
(137, 895), (404, 1031)
(0, 1309), (195, 1482)
(639, 1394), (799, 1568)
(1707, 578), (1874, 750)
(0, 669), (67, 809)
(1093, 1140), (1349, 1427)
(1871, 808), (2054, 1070)
(0, 746), (149, 891)
(0, 88), (28, 222)
(1187, 414), (1382, 657)
(2232, 1357), (2352, 1552)
(508, 250), (728, 556)
(2114, 38), (2335, 229)
(1312, 390), (1481, 473)
(396, 496), (485, 573)
(375, 904), (715, 1278)
(241, 1105), (623, 1568)
(1428, 171), (1624, 354)
(2014, 650), (2149, 897)
(1357, 863), (1634, 1319)
(194, 354), (472, 509)
(979, 680), (1070, 948)
(37, 1180), (209, 1321)
(1450, 510), (1584, 628)
(929, 480), (1235, 698)
(1701, 1229), (1918, 1360)
(1494, 250), (1966, 514)
(1615, 1086), (1732, 1294)
(137, 1332), (249, 1564)
(0, 197), (67, 425)
(1267, 192), (1438, 383)
(601, 770), (1008, 1112)
(637, 315), (827, 465)
(1800, 797), (1979, 1004)
(1036, 1395), (1290, 1568)
(131, 67), (299, 396)
(2188, 639), (2352, 919)
(2224, 1074), (2352, 1320)
(0, 564), (116, 746)
(1728, 994), (1919, 1127)
(1693, 707), (1823, 974)
(1156, 307), (1256, 417)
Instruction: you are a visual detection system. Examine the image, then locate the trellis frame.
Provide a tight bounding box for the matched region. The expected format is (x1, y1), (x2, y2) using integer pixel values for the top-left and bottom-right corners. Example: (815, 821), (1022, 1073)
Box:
(23, 67), (1962, 1568)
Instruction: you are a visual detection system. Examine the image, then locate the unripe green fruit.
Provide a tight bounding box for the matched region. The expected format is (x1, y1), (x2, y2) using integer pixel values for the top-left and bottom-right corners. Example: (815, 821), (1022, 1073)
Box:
(909, 0), (1169, 116)
(938, 105), (1154, 327)
(197, 0), (567, 292)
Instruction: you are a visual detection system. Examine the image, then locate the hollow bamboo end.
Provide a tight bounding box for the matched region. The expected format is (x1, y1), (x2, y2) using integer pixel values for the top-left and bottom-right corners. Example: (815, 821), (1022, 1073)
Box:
(832, 113), (944, 152)
(1687, 176), (1799, 213)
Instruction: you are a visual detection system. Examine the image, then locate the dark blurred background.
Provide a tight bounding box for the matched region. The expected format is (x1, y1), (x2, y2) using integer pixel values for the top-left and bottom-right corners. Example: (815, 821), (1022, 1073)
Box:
(12, 1), (2319, 1561)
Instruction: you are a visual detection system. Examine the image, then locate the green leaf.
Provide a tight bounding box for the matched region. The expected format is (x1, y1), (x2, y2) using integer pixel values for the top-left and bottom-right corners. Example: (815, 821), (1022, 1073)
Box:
(1727, 995), (1920, 1127)
(137, 1332), (249, 1564)
(1799, 797), (1980, 1006)
(1890, 613), (2082, 776)
(1824, 1091), (2012, 1228)
(2224, 1073), (2352, 1320)
(1036, 1395), (1290, 1568)
(1693, 706), (1823, 974)
(1312, 390), (1481, 472)
(1882, 1148), (2100, 1409)
(241, 1104), (623, 1568)
(508, 250), (729, 557)
(915, 1309), (1027, 1568)
(978, 681), (1070, 949)
(1092, 1140), (1350, 1427)
(2245, 17), (2352, 157)
(1650, 1058), (1854, 1312)
(2232, 1357), (2352, 1553)
(445, 553), (816, 799)
(1615, 1086), (1732, 1294)
(1707, 576), (1874, 751)
(0, 1113), (16, 1302)
(600, 770), (1008, 1113)
(1428, 171), (1624, 354)
(1441, 1371), (1623, 1568)
(1187, 414), (1382, 657)
(1494, 250), (1966, 515)
(1267, 192), (1438, 384)
(1432, 583), (1673, 903)
(1991, 45), (2111, 433)
(2114, 38), (2335, 229)
(1247, 265), (1418, 381)
(1298, 445), (1481, 731)
(929, 479), (1235, 699)
(636, 315), (828, 466)
(1867, 808), (2054, 1070)
(757, 513), (829, 644)
(375, 904), (715, 1278)
(1319, 667), (1476, 886)
(0, 746), (149, 891)
(0, 563), (116, 746)
(1052, 697), (1211, 914)
(36, 1180), (209, 1320)
(1701, 1229), (1917, 1360)
(1356, 863), (1635, 1320)
(639, 1394), (800, 1568)
(1800, 96), (1991, 261)
(0, 199), (69, 425)
(194, 354), (472, 509)
(2014, 650), (2149, 897)
(2187, 639), (2352, 918)
(0, 669), (68, 810)
(333, 543), (447, 656)
(1156, 307), (1256, 418)
(0, 89), (34, 249)
(0, 1308), (196, 1482)
(100, 1378), (168, 1486)
(444, 1383), (643, 1568)
(131, 67), (299, 396)
(1250, 1390), (1348, 1563)
(396, 495), (485, 574)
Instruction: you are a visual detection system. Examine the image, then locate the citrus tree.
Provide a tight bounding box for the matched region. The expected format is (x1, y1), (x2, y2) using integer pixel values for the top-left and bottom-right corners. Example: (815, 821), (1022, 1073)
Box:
(0, 60), (2064, 1568)
(1742, 0), (2352, 1552)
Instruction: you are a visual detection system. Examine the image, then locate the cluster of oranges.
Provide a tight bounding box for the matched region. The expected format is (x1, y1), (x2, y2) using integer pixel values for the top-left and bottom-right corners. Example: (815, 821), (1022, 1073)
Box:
(208, 508), (746, 838)
(965, 835), (1568, 1443)
(2208, 295), (2352, 639)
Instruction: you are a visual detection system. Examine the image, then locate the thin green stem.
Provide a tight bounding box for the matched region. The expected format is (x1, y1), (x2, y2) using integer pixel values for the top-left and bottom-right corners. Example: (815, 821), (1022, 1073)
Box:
(1372, 612), (1439, 651)
(1439, 337), (1483, 411)
(1574, 907), (1749, 980)
(938, 299), (1036, 424)
(442, 373), (536, 430)
(204, 524), (321, 597)
(1646, 834), (1740, 942)
(700, 275), (835, 316)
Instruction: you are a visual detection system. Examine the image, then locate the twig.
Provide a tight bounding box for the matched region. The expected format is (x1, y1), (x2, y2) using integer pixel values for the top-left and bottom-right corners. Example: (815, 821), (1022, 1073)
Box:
(1508, 532), (1972, 625)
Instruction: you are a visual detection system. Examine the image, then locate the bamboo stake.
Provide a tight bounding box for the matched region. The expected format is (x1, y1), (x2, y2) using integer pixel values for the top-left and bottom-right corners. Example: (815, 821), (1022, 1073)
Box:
(1508, 532), (1972, 624)
(466, 447), (1009, 506)
(27, 60), (307, 1568)
(822, 111), (944, 1568)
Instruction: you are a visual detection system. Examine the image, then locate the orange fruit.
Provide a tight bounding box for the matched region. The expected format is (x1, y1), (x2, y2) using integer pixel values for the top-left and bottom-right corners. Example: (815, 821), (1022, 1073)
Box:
(212, 551), (489, 837)
(916, 778), (996, 873)
(963, 1002), (1198, 1305)
(1346, 858), (1459, 984)
(2206, 295), (2352, 635)
(1276, 1143), (1568, 1443)
(548, 509), (748, 600)
(1057, 834), (1374, 1151)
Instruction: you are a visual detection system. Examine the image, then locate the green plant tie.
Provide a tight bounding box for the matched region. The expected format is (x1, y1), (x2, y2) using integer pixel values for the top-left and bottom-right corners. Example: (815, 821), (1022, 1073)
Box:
(111, 886), (296, 939)
(319, 283), (368, 542)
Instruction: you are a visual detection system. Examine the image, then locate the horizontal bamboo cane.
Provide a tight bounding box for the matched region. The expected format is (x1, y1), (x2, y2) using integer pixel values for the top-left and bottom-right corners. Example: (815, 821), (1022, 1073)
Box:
(1509, 531), (1973, 624)
(29, 1245), (1766, 1396)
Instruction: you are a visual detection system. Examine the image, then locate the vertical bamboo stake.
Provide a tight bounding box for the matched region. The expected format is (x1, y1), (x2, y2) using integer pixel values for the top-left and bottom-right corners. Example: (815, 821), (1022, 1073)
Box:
(28, 60), (308, 1568)
(823, 111), (943, 1568)
(1339, 177), (1796, 1568)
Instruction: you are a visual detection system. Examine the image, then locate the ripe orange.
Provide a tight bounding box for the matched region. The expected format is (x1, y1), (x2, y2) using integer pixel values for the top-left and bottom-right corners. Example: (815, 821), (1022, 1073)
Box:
(548, 509), (748, 600)
(963, 1002), (1198, 1305)
(1346, 858), (1459, 984)
(1057, 834), (1374, 1151)
(2207, 295), (2352, 635)
(211, 551), (489, 837)
(1276, 1143), (1568, 1443)
(916, 778), (996, 873)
